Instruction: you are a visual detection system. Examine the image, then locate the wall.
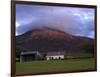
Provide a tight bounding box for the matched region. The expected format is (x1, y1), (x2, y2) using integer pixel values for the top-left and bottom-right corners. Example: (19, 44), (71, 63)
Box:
(46, 55), (64, 60)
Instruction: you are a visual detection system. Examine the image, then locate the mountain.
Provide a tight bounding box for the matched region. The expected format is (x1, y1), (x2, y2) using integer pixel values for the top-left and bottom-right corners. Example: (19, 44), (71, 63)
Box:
(16, 27), (94, 54)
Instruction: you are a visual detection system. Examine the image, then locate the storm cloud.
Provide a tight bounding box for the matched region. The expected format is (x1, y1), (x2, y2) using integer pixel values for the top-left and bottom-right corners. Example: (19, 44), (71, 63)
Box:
(16, 4), (95, 38)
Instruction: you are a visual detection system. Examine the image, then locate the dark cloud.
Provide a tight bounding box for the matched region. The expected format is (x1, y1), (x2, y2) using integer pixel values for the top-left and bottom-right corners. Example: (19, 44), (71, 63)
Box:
(16, 4), (95, 38)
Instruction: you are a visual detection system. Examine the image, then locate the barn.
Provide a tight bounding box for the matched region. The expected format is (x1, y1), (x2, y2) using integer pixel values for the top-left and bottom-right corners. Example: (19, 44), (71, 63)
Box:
(20, 51), (43, 62)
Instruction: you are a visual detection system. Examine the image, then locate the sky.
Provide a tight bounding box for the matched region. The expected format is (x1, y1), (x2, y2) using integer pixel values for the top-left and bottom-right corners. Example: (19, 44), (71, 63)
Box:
(16, 4), (95, 39)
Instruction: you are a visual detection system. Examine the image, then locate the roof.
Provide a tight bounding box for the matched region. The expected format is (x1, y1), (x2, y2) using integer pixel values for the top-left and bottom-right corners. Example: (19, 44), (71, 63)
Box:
(46, 51), (65, 56)
(20, 51), (39, 55)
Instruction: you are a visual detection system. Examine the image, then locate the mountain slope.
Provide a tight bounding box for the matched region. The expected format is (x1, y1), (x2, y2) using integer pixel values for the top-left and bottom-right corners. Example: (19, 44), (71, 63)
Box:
(16, 27), (94, 53)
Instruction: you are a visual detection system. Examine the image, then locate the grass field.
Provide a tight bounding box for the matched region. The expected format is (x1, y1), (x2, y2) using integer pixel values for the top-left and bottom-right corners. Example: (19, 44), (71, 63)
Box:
(16, 58), (96, 75)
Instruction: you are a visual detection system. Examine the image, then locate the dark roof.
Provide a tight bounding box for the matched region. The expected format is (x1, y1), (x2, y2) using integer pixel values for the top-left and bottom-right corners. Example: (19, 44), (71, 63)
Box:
(46, 51), (65, 56)
(20, 51), (39, 55)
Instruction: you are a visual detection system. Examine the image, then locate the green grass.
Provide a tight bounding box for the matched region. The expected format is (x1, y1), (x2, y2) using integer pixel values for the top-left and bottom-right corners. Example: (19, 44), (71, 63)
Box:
(16, 58), (96, 74)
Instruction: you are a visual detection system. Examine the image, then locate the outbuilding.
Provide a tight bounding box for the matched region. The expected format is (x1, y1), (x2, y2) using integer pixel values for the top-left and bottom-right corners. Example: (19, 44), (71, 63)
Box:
(20, 51), (42, 62)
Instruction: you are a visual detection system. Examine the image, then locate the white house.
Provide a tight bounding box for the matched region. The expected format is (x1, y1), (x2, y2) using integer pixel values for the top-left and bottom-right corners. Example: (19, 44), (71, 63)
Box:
(46, 51), (65, 60)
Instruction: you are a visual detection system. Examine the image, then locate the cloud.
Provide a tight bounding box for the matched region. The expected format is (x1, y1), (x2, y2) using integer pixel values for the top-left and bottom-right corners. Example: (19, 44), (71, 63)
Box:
(16, 4), (95, 38)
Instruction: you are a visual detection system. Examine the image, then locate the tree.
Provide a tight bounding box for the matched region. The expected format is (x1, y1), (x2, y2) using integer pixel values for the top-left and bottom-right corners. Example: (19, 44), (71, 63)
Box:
(81, 43), (94, 53)
(16, 46), (23, 58)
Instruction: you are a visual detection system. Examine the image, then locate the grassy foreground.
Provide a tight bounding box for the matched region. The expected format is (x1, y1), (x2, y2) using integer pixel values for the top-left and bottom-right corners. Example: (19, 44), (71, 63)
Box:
(16, 58), (96, 74)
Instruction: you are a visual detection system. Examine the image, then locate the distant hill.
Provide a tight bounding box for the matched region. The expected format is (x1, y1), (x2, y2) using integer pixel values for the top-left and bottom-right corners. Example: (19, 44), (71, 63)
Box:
(16, 27), (94, 57)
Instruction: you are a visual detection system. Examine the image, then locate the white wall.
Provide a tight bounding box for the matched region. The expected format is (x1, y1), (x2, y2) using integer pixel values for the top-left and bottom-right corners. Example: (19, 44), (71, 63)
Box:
(0, 0), (100, 77)
(46, 55), (64, 60)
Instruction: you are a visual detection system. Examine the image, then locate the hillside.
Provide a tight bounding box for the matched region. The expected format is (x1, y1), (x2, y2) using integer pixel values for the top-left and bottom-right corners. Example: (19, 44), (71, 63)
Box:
(16, 27), (94, 55)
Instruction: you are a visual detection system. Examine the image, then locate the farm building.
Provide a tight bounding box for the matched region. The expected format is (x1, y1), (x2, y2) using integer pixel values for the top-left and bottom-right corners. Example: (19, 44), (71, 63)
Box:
(46, 51), (65, 60)
(20, 51), (43, 62)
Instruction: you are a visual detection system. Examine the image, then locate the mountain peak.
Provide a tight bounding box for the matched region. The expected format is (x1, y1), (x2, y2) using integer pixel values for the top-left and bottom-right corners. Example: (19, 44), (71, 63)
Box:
(21, 27), (74, 40)
(16, 27), (94, 52)
(17, 27), (94, 43)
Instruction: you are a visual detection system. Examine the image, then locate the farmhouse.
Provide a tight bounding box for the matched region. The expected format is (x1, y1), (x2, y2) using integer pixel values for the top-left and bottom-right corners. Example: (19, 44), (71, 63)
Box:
(20, 51), (43, 62)
(19, 50), (65, 61)
(46, 51), (65, 60)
